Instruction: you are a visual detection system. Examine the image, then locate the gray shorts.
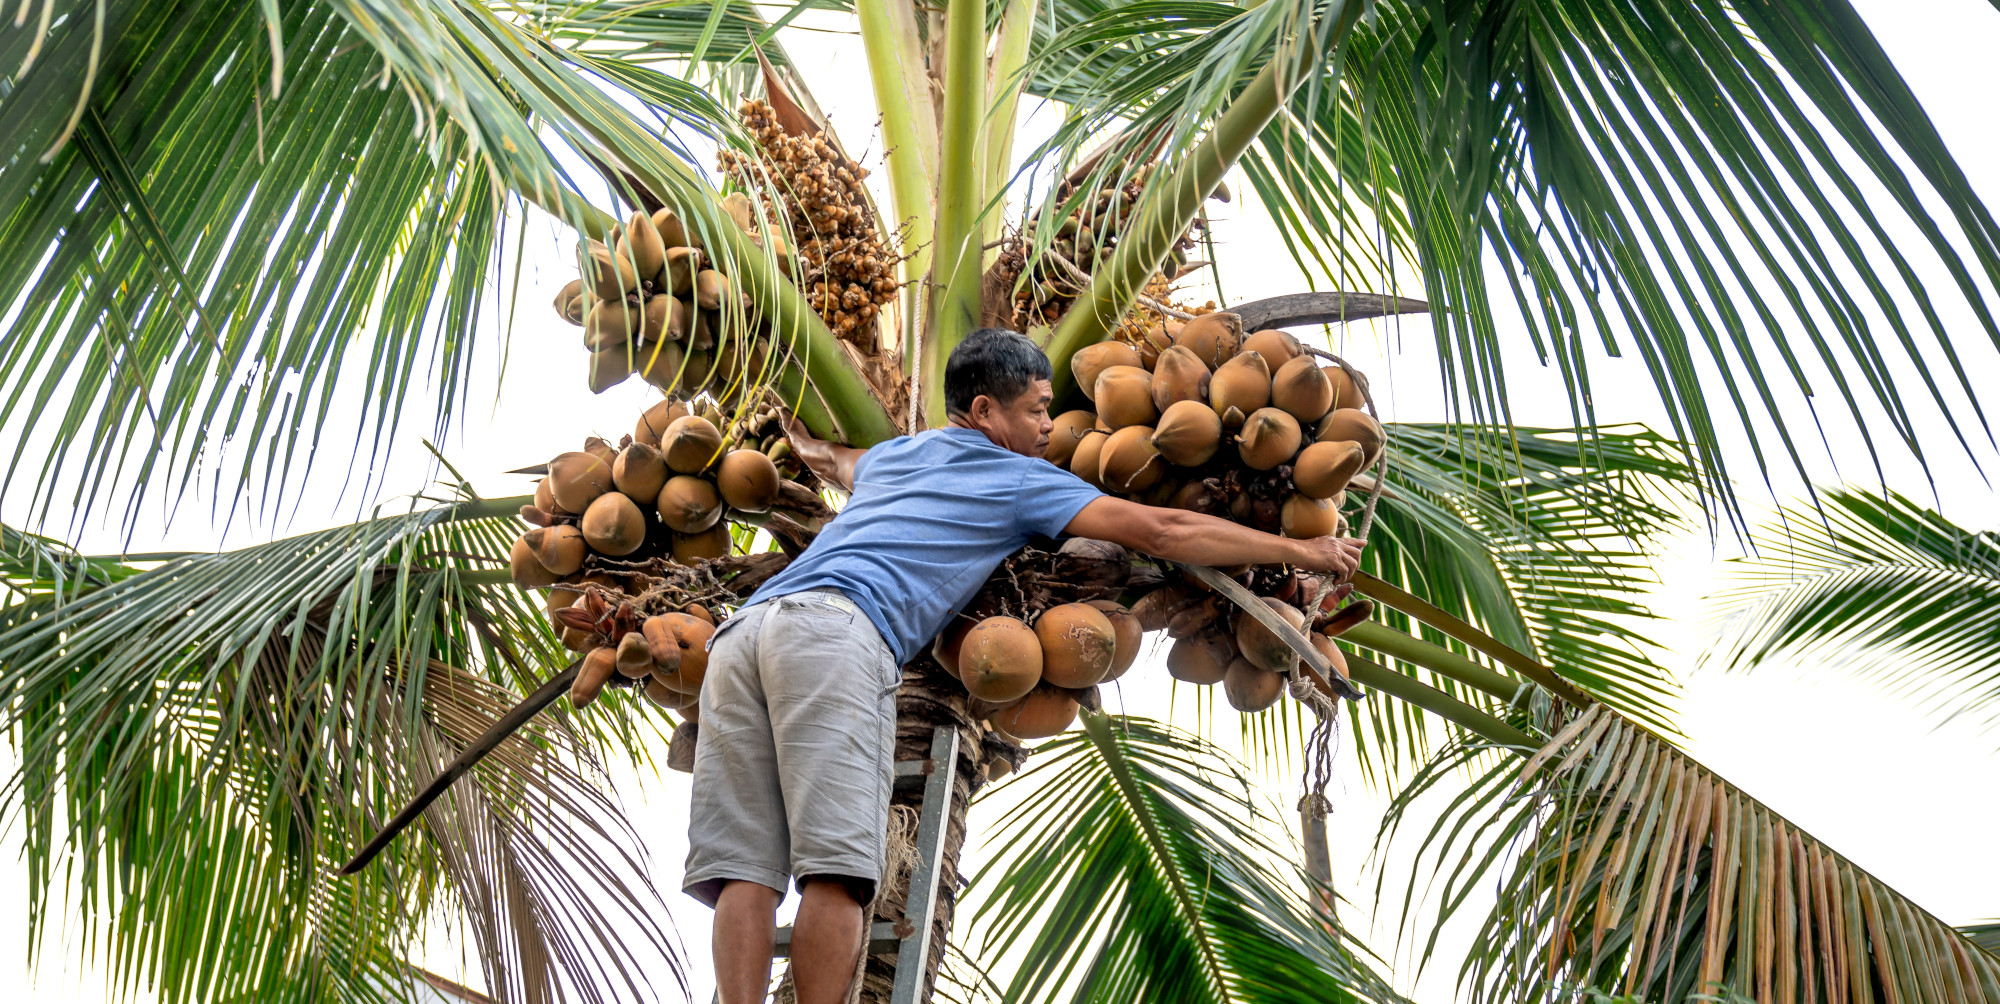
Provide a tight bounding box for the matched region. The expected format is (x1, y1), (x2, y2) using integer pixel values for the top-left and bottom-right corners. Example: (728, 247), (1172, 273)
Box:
(683, 589), (900, 907)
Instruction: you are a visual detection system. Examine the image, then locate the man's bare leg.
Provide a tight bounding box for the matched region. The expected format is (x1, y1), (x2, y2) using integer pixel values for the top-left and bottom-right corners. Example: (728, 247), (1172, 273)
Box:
(790, 879), (865, 1004)
(714, 880), (782, 1003)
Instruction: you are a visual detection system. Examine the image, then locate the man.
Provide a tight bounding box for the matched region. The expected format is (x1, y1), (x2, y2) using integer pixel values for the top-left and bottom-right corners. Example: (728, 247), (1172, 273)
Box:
(687, 328), (1364, 1003)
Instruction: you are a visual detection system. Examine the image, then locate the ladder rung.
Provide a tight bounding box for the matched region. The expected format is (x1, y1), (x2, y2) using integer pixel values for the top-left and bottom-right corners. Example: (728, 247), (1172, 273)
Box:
(772, 921), (902, 958)
(891, 756), (932, 793)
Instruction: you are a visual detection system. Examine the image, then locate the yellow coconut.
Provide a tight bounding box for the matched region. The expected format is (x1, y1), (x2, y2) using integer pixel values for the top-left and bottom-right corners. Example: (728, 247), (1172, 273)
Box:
(554, 279), (586, 326)
(584, 299), (642, 351)
(1292, 440), (1366, 500)
(1241, 329), (1301, 369)
(1136, 322), (1175, 369)
(651, 208), (690, 248)
(1093, 366), (1159, 430)
(1151, 399), (1223, 467)
(656, 474), (724, 533)
(1166, 628), (1234, 685)
(1315, 408), (1385, 465)
(527, 524), (588, 576)
(1236, 408), (1303, 470)
(694, 269), (730, 311)
(1035, 603), (1119, 688)
(581, 492), (648, 556)
(652, 612), (715, 693)
(932, 617), (977, 679)
(1281, 494), (1343, 539)
(1173, 311), (1243, 368)
(672, 523), (732, 563)
(621, 210), (667, 287)
(1069, 429), (1112, 490)
(715, 449), (780, 512)
(548, 451), (614, 513)
(1072, 342), (1143, 401)
(583, 437), (618, 464)
(1234, 595), (1307, 674)
(959, 616), (1043, 703)
(613, 442), (670, 502)
(534, 476), (560, 514)
(1098, 424), (1164, 494)
(1086, 599), (1143, 681)
(1223, 657), (1286, 712)
(1209, 350), (1272, 426)
(992, 685), (1082, 740)
(1129, 584), (1196, 633)
(585, 244), (639, 301)
(570, 646), (620, 708)
(661, 246), (704, 300)
(1149, 345), (1211, 411)
(509, 535), (562, 589)
(635, 399), (692, 447)
(1045, 410), (1098, 468)
(662, 415), (724, 473)
(645, 677), (700, 711)
(1325, 363), (1366, 411)
(586, 346), (632, 393)
(1270, 355), (1335, 424)
(616, 630), (655, 679)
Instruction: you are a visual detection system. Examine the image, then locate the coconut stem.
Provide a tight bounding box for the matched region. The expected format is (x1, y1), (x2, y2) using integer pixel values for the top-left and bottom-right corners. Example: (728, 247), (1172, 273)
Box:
(1341, 652), (1537, 749)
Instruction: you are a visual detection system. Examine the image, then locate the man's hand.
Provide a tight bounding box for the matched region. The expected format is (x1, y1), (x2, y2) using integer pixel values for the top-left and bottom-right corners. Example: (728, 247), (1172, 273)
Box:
(1292, 534), (1366, 582)
(1063, 497), (1366, 580)
(777, 410), (866, 493)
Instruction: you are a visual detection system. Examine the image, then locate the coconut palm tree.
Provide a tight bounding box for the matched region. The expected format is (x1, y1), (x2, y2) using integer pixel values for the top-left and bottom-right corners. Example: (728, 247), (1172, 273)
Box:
(1708, 487), (2000, 739)
(2, 1), (1999, 1003)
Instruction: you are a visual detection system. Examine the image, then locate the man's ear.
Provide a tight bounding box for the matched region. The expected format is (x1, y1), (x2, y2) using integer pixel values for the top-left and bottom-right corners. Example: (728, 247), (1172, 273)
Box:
(966, 394), (994, 425)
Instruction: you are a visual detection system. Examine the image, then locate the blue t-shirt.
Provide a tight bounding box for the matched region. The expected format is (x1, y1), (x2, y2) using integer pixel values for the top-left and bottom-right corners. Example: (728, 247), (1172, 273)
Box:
(740, 426), (1104, 663)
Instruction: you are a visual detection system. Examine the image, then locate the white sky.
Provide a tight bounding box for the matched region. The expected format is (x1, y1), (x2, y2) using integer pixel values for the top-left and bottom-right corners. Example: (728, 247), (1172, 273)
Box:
(3, 0), (1997, 1001)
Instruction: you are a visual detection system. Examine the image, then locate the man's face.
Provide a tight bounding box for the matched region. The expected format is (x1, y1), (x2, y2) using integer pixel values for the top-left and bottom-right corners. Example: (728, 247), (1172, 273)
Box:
(967, 379), (1055, 457)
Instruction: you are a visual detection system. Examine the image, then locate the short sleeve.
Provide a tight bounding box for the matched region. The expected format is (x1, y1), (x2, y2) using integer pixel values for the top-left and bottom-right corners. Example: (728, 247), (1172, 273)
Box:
(1013, 457), (1105, 538)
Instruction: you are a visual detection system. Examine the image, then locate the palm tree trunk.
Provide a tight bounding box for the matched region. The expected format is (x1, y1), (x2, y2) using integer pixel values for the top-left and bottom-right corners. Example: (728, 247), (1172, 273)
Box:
(856, 660), (981, 1002)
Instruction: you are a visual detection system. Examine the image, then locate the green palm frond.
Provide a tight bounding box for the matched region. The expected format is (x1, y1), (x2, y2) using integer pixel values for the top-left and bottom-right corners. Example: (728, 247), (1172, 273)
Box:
(1238, 0), (2000, 504)
(0, 496), (681, 1003)
(1378, 704), (2000, 1004)
(1964, 922), (2000, 957)
(1307, 422), (1693, 783)
(1706, 487), (2000, 736)
(968, 713), (1408, 1004)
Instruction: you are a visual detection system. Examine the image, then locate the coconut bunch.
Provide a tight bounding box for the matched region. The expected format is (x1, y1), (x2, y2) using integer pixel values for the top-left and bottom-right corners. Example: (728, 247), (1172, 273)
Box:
(1115, 273), (1217, 346)
(1140, 568), (1372, 713)
(551, 206), (761, 395)
(717, 99), (900, 344)
(1052, 311), (1384, 542)
(509, 401), (805, 599)
(928, 539), (1153, 741)
(998, 163), (1207, 328)
(545, 549), (791, 709)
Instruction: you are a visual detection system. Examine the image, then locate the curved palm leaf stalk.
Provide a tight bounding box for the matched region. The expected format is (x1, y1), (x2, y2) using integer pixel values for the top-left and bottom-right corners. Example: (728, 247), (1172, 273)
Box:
(1043, 0), (1369, 397)
(1385, 704), (2000, 1004)
(0, 496), (685, 1004)
(969, 715), (1411, 1004)
(1706, 487), (2000, 739)
(919, 0), (994, 424)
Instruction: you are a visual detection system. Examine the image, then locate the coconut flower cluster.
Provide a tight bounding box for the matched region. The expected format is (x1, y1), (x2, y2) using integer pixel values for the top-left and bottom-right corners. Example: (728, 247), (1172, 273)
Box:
(996, 164), (1206, 328)
(718, 100), (900, 344)
(552, 209), (761, 396)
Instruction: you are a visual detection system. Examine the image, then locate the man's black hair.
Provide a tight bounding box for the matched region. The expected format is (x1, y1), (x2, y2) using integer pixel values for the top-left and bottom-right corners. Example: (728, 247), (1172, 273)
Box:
(943, 328), (1053, 416)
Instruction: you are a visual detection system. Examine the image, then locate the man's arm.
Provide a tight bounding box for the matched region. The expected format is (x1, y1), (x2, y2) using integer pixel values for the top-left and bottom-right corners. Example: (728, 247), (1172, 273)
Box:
(1063, 496), (1365, 579)
(778, 412), (867, 492)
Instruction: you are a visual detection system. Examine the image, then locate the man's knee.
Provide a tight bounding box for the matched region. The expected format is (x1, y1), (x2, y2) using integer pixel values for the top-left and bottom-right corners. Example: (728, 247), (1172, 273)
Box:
(798, 873), (873, 908)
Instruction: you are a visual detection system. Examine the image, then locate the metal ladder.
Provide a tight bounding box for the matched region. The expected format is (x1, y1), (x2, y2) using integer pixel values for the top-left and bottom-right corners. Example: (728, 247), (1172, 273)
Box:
(713, 725), (960, 1004)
